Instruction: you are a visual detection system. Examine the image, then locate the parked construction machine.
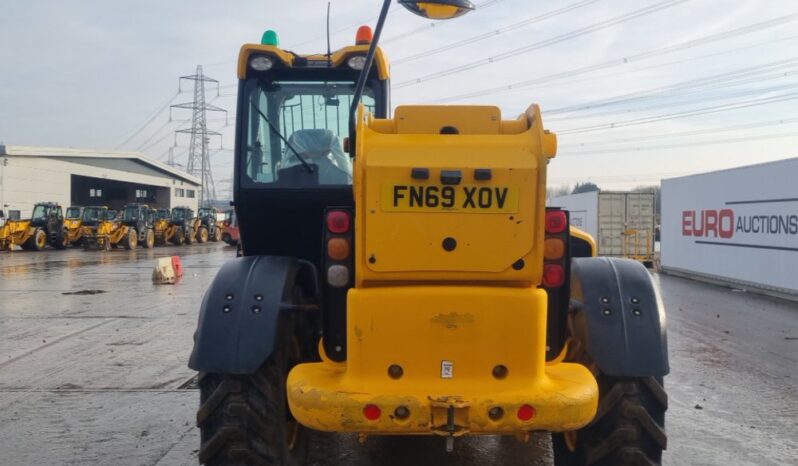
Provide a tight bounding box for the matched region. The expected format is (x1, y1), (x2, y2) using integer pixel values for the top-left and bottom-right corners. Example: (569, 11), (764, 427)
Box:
(0, 202), (69, 251)
(221, 209), (239, 246)
(64, 206), (85, 246)
(189, 2), (669, 465)
(81, 206), (119, 250)
(169, 206), (199, 245)
(120, 203), (155, 249)
(198, 207), (223, 242)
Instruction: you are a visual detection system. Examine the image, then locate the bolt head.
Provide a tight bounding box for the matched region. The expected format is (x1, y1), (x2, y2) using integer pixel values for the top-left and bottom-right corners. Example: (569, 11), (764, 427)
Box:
(633, 308), (642, 316)
(222, 305), (232, 313)
(251, 305), (261, 314)
(600, 297), (610, 304)
(225, 294), (234, 301)
(254, 294), (263, 301)
(631, 297), (640, 304)
(602, 308), (612, 316)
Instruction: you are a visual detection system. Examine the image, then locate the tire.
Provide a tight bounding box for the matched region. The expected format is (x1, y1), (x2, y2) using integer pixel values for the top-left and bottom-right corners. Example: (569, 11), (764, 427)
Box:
(197, 328), (307, 465)
(143, 229), (155, 249)
(186, 227), (195, 245)
(124, 228), (138, 250)
(213, 227), (222, 242)
(174, 228), (185, 246)
(198, 227), (209, 243)
(222, 233), (231, 245)
(54, 229), (68, 250)
(552, 375), (667, 466)
(24, 229), (47, 251)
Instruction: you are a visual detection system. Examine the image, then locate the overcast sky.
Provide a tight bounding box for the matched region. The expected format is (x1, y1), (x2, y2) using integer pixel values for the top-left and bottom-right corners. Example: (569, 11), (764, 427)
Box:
(1, 0), (797, 198)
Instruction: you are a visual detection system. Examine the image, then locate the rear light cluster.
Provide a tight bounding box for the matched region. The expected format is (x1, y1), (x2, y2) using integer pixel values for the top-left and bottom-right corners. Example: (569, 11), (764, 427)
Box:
(543, 209), (568, 288)
(325, 209), (353, 288)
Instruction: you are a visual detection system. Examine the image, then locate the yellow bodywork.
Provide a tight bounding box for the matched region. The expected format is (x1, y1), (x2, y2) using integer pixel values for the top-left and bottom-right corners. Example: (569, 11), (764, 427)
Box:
(0, 220), (35, 250)
(287, 105), (598, 435)
(64, 218), (83, 244)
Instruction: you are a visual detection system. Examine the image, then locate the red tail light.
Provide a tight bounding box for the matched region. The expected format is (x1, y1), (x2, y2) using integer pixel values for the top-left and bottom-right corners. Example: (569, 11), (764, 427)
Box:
(327, 210), (350, 233)
(545, 210), (567, 234)
(543, 264), (565, 287)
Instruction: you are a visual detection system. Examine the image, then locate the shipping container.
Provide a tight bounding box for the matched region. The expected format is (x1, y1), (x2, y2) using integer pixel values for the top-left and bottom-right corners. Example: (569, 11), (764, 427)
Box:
(548, 191), (655, 262)
(661, 157), (798, 300)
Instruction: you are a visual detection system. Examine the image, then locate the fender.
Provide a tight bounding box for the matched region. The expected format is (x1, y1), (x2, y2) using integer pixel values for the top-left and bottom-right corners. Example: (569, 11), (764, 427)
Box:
(570, 257), (669, 377)
(188, 255), (318, 374)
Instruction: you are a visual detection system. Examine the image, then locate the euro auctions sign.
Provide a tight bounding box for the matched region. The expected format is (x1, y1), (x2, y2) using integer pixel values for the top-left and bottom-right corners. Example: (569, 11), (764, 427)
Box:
(661, 158), (798, 297)
(681, 209), (798, 245)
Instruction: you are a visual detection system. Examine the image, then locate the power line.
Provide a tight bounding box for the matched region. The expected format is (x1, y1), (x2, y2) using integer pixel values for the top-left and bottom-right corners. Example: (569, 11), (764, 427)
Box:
(115, 90), (181, 149)
(559, 116), (798, 148)
(545, 57), (798, 116)
(393, 0), (601, 65)
(427, 12), (798, 102)
(557, 90), (798, 135)
(559, 130), (798, 155)
(394, 0), (689, 89)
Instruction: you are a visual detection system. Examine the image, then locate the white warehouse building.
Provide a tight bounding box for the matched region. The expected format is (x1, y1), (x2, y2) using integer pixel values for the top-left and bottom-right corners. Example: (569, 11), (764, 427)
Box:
(0, 145), (200, 220)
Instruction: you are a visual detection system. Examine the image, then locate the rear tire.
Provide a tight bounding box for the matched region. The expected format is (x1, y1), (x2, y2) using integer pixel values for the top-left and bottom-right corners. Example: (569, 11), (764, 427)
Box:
(198, 227), (209, 243)
(124, 228), (137, 250)
(552, 375), (667, 466)
(213, 227), (222, 242)
(197, 329), (307, 465)
(174, 228), (185, 246)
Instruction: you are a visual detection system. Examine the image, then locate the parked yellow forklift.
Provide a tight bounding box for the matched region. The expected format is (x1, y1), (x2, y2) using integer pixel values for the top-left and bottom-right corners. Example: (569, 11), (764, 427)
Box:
(189, 2), (669, 465)
(0, 202), (69, 251)
(81, 206), (117, 251)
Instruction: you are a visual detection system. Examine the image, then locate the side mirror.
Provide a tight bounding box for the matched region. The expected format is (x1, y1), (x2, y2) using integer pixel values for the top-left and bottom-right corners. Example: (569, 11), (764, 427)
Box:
(398, 0), (475, 20)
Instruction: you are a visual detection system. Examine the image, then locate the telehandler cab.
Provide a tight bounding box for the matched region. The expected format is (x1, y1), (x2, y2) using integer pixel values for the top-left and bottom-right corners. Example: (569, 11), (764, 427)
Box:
(0, 202), (69, 251)
(189, 1), (669, 465)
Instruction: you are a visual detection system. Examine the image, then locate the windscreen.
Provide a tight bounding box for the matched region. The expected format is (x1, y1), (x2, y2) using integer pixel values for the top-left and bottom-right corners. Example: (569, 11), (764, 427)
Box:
(123, 206), (139, 222)
(242, 80), (375, 187)
(172, 209), (187, 221)
(82, 208), (105, 223)
(66, 207), (81, 219)
(31, 205), (48, 221)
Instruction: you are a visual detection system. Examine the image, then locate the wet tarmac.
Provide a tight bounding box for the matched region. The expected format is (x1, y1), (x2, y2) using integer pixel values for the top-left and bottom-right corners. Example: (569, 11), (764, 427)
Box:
(0, 245), (796, 465)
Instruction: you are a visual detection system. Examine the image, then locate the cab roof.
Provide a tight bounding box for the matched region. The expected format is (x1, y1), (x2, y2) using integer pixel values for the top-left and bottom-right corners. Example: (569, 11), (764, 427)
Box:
(237, 44), (389, 81)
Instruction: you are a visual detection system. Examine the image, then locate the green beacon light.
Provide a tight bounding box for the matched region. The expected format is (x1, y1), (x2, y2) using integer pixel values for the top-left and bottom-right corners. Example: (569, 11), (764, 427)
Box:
(261, 30), (280, 46)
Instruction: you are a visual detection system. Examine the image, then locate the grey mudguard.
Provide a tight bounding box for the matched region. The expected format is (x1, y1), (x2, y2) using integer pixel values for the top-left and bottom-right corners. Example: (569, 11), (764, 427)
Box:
(189, 255), (307, 374)
(570, 257), (669, 377)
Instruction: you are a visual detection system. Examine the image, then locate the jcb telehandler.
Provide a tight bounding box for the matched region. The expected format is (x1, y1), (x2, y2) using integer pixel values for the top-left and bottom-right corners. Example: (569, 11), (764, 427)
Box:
(81, 206), (116, 251)
(170, 206), (201, 245)
(120, 203), (155, 249)
(64, 206), (85, 246)
(189, 2), (669, 465)
(198, 207), (223, 242)
(0, 202), (69, 251)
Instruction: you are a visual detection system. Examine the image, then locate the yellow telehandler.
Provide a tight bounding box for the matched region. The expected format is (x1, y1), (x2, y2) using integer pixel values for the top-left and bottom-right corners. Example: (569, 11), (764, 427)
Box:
(189, 2), (669, 465)
(64, 206), (85, 246)
(0, 202), (69, 251)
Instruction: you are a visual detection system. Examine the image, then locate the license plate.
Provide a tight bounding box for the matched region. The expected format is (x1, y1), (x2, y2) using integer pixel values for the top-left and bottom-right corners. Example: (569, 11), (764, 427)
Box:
(381, 184), (519, 213)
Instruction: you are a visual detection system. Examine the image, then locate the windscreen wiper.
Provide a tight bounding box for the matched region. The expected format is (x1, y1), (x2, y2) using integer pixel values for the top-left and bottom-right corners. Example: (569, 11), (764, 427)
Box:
(250, 102), (315, 174)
